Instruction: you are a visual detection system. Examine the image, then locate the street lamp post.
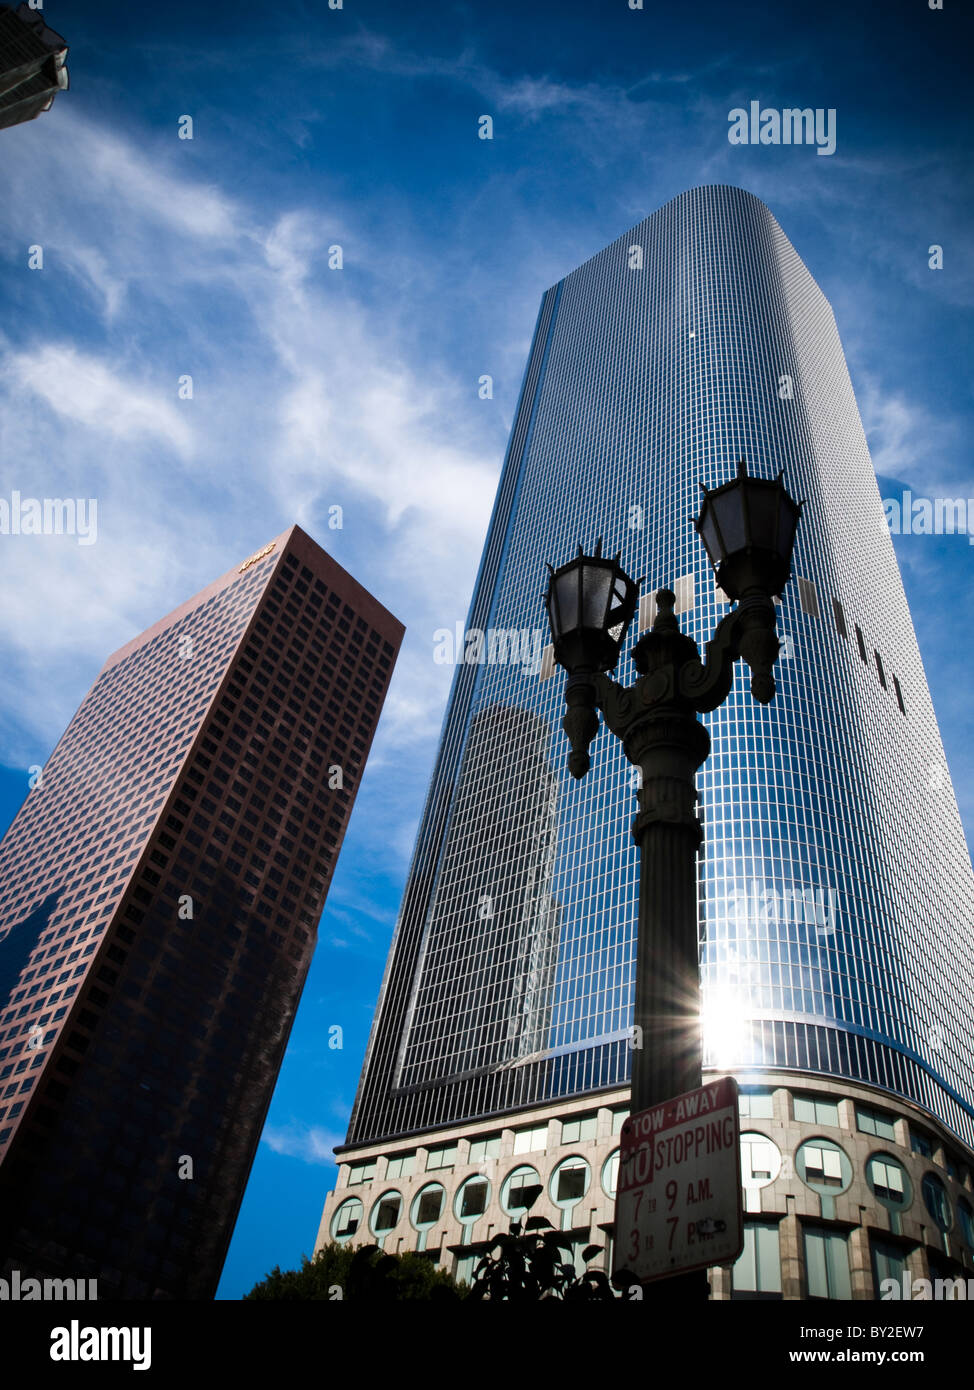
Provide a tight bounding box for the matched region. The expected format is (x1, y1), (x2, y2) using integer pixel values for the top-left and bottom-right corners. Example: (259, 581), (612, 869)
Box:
(545, 459), (803, 1300)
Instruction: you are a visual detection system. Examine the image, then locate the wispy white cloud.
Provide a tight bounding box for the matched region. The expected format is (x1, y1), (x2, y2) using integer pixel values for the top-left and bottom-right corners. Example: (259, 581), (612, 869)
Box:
(857, 371), (966, 496)
(77, 118), (240, 242)
(0, 105), (499, 814)
(260, 1121), (343, 1166)
(5, 344), (194, 455)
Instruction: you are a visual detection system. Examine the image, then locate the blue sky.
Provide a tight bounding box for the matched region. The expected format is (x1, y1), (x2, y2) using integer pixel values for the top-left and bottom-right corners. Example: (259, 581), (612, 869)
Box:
(0, 0), (971, 1298)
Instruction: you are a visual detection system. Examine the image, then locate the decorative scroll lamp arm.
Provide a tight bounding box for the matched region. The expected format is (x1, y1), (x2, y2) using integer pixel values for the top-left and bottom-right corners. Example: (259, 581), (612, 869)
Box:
(679, 591), (782, 712)
(560, 590), (782, 775)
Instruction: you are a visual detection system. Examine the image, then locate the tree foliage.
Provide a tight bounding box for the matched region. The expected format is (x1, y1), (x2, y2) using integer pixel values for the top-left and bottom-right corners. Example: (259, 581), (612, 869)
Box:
(244, 1189), (643, 1302)
(465, 1185), (641, 1301)
(243, 1241), (465, 1301)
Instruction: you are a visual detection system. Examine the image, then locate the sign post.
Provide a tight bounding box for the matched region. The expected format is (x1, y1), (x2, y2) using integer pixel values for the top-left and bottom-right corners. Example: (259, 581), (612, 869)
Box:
(613, 1076), (743, 1283)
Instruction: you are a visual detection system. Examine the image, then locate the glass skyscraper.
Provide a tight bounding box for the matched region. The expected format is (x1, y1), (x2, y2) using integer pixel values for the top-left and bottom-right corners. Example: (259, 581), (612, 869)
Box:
(317, 186), (974, 1297)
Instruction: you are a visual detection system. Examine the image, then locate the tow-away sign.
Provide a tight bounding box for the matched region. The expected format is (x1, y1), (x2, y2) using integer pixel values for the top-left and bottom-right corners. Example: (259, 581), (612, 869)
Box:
(613, 1076), (743, 1282)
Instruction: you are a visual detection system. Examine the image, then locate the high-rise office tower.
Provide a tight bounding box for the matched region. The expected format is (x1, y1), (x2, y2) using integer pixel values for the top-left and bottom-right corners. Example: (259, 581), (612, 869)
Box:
(0, 3), (68, 132)
(316, 186), (974, 1298)
(0, 525), (403, 1298)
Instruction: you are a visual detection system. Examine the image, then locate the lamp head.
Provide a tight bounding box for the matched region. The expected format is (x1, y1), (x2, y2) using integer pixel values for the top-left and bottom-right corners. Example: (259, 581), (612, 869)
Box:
(694, 457), (803, 600)
(544, 540), (640, 675)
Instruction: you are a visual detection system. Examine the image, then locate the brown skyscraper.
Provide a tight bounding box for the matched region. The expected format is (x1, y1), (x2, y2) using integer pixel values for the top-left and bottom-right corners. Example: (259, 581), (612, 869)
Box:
(0, 525), (403, 1298)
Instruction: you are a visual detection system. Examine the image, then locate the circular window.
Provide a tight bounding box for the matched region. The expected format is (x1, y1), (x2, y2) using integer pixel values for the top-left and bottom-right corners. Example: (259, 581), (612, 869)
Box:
(410, 1182), (445, 1230)
(796, 1138), (851, 1195)
(454, 1175), (491, 1224)
(866, 1153), (912, 1210)
(369, 1190), (402, 1236)
(922, 1172), (952, 1231)
(550, 1156), (590, 1208)
(501, 1165), (542, 1217)
(602, 1149), (620, 1199)
(740, 1131), (781, 1190)
(331, 1197), (363, 1243)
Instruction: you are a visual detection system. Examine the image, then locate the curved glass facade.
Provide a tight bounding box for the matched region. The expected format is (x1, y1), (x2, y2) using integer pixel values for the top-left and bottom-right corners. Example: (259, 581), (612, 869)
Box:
(349, 184), (974, 1151)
